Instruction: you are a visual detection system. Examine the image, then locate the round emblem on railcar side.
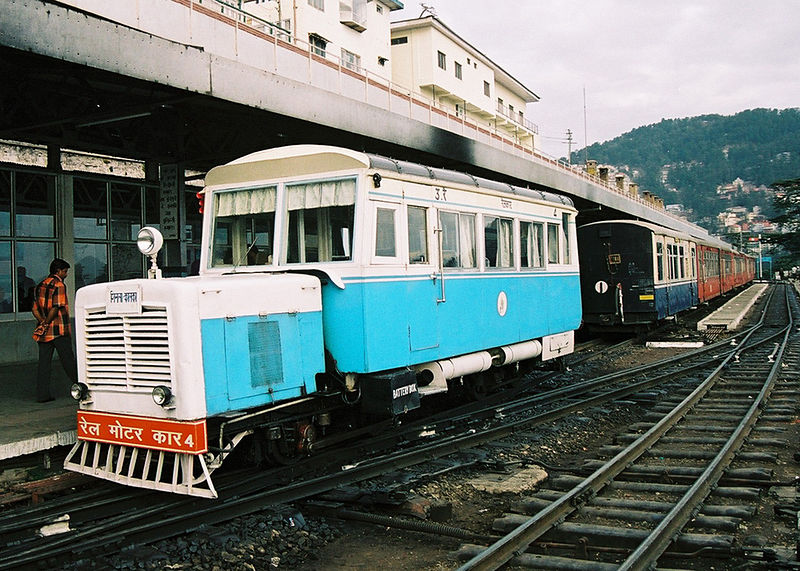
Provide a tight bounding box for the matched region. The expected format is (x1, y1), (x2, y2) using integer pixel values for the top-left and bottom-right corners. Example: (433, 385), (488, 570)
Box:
(497, 291), (508, 316)
(595, 281), (609, 294)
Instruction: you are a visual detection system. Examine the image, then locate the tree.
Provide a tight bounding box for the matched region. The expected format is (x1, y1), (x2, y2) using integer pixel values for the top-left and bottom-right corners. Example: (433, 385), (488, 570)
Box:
(764, 177), (800, 273)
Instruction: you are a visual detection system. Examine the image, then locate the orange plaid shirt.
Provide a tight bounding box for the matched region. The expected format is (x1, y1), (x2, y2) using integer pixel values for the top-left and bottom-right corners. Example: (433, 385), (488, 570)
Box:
(34, 274), (71, 341)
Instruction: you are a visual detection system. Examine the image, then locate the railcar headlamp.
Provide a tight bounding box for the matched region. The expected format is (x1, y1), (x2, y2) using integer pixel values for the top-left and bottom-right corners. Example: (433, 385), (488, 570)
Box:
(152, 386), (172, 407)
(70, 382), (89, 401)
(136, 226), (164, 256)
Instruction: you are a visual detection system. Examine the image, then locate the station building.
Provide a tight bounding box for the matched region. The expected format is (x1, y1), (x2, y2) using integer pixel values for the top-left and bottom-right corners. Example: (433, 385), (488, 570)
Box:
(390, 15), (539, 150)
(0, 0), (546, 365)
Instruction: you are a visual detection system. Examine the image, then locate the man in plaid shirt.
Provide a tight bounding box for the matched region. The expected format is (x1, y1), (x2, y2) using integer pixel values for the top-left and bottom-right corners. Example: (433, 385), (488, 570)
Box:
(32, 258), (78, 402)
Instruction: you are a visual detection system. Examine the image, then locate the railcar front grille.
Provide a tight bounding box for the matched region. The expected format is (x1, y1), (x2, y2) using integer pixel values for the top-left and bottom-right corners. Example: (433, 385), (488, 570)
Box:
(83, 306), (172, 391)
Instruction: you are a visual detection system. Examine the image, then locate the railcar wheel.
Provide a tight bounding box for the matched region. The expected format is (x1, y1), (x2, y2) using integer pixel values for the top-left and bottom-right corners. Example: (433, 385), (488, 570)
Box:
(266, 422), (316, 465)
(464, 371), (493, 401)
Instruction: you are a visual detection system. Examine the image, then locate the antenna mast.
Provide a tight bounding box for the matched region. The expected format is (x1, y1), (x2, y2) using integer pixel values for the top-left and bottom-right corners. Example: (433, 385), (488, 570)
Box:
(583, 86), (588, 165)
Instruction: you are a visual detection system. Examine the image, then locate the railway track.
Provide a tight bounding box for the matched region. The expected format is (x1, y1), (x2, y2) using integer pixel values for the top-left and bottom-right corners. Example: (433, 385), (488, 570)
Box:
(455, 282), (798, 570)
(0, 289), (778, 569)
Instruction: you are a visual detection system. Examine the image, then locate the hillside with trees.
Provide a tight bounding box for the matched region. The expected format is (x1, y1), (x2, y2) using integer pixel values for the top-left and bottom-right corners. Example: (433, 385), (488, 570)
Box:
(572, 108), (800, 231)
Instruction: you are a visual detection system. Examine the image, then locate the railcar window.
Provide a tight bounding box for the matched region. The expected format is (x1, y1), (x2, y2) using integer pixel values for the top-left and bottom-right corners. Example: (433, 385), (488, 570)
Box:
(375, 207), (397, 257)
(547, 223), (559, 265)
(485, 216), (514, 268)
(211, 186), (277, 267)
(285, 179), (355, 263)
(408, 206), (428, 264)
(561, 213), (572, 265)
(691, 246), (696, 278)
(679, 245), (685, 278)
(520, 221), (544, 268)
(439, 211), (476, 268)
(656, 242), (664, 281)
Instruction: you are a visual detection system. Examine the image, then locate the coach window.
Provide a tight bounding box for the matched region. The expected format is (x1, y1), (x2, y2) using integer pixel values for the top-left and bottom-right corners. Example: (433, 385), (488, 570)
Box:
(520, 221), (544, 269)
(656, 241), (664, 281)
(690, 246), (696, 278)
(286, 179), (355, 264)
(484, 216), (513, 268)
(547, 223), (560, 265)
(678, 245), (685, 278)
(407, 205), (428, 263)
(213, 185), (277, 267)
(439, 211), (476, 268)
(374, 204), (398, 258)
(561, 213), (572, 265)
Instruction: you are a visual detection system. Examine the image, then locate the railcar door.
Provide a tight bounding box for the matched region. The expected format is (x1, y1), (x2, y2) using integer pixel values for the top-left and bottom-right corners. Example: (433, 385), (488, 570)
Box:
(405, 203), (440, 352)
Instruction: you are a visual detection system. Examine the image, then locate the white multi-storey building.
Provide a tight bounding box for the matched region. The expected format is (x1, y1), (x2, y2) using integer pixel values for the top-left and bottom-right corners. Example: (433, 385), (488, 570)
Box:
(390, 15), (539, 149)
(243, 0), (404, 76)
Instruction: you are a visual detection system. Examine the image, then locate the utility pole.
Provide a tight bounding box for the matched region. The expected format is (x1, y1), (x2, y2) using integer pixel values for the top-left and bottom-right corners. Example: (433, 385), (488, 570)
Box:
(565, 129), (573, 165)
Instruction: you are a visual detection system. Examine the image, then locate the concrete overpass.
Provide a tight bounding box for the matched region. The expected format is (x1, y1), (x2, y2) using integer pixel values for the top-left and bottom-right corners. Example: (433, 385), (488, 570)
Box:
(0, 0), (710, 238)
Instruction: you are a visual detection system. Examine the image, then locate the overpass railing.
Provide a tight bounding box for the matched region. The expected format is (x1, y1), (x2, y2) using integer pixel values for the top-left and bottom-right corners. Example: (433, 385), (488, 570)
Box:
(59, 0), (675, 219)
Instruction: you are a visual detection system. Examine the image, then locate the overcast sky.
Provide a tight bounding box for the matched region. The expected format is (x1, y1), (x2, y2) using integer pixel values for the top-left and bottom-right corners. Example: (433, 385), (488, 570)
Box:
(393, 1), (800, 159)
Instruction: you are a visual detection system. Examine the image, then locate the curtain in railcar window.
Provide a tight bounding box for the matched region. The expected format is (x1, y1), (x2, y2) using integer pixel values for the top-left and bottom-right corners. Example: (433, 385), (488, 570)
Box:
(484, 216), (513, 268)
(212, 186), (277, 267)
(520, 221), (543, 268)
(458, 213), (476, 268)
(561, 213), (571, 265)
(285, 180), (355, 263)
(547, 223), (559, 265)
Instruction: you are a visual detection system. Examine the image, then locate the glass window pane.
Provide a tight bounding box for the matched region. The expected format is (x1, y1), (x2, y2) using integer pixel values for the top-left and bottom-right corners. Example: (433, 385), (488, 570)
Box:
(0, 170), (10, 237)
(0, 242), (11, 314)
(112, 243), (143, 280)
(74, 178), (108, 240)
(485, 216), (513, 268)
(15, 242), (54, 311)
(440, 211), (459, 267)
(407, 206), (428, 264)
(562, 213), (571, 264)
(110, 182), (142, 241)
(74, 243), (108, 288)
(459, 214), (476, 268)
(522, 222), (544, 268)
(547, 223), (559, 264)
(497, 218), (513, 268)
(375, 207), (396, 257)
(484, 216), (498, 268)
(15, 172), (55, 237)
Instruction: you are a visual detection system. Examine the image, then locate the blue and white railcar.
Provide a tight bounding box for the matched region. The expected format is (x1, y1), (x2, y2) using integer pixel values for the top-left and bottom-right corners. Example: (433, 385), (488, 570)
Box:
(578, 220), (698, 328)
(65, 145), (581, 497)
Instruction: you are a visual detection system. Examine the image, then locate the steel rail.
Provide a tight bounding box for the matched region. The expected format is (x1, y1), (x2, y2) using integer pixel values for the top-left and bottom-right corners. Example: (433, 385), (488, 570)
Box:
(456, 285), (786, 571)
(618, 286), (793, 570)
(0, 290), (775, 569)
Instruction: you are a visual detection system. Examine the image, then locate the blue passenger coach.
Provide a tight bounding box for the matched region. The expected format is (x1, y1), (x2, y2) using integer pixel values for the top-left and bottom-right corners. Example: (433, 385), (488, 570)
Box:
(578, 220), (699, 328)
(65, 145), (581, 497)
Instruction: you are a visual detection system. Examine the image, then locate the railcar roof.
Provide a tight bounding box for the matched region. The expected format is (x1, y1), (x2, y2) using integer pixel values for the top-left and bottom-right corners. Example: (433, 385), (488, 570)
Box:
(580, 219), (740, 252)
(206, 145), (573, 208)
(368, 154), (573, 207)
(579, 219), (694, 241)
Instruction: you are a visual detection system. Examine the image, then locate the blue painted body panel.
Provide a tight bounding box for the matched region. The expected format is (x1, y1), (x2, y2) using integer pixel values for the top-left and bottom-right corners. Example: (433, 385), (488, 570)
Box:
(654, 281), (697, 320)
(323, 272), (581, 373)
(202, 311), (324, 415)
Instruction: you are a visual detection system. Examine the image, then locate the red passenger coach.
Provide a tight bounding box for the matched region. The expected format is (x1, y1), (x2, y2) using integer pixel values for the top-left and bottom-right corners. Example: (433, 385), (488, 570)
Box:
(696, 240), (756, 304)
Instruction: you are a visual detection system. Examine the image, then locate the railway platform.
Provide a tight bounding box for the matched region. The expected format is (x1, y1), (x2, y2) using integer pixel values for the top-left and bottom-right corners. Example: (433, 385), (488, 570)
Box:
(0, 360), (76, 473)
(697, 282), (769, 332)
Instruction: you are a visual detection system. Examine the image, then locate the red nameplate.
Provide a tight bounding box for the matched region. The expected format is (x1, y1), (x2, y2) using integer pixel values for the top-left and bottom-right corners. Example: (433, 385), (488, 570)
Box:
(76, 410), (208, 454)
